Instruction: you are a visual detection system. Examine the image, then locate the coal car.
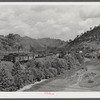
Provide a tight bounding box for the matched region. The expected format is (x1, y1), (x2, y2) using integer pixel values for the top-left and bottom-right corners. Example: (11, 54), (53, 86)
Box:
(1, 52), (33, 63)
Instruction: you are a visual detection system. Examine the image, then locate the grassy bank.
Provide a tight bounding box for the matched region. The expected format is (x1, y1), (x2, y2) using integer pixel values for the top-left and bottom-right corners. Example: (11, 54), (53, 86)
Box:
(79, 59), (100, 89)
(23, 70), (76, 91)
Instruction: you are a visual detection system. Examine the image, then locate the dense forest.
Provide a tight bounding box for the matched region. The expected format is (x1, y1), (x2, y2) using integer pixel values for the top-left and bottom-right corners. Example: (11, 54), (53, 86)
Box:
(0, 33), (66, 53)
(62, 25), (100, 54)
(0, 52), (84, 91)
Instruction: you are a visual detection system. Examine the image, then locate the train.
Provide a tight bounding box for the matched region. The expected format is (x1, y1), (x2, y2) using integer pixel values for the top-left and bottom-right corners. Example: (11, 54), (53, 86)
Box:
(0, 50), (64, 63)
(1, 52), (33, 63)
(1, 52), (55, 63)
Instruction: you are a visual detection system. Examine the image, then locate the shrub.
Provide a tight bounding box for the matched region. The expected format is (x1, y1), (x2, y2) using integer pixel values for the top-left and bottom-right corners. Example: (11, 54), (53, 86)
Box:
(74, 53), (84, 64)
(44, 69), (54, 79)
(51, 58), (67, 74)
(49, 68), (57, 77)
(63, 53), (82, 71)
(11, 62), (23, 89)
(88, 79), (94, 83)
(21, 70), (34, 86)
(26, 60), (36, 69)
(0, 68), (15, 91)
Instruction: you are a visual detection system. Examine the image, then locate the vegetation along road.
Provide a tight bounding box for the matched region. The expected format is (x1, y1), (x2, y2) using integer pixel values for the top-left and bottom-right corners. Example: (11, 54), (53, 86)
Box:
(18, 58), (100, 92)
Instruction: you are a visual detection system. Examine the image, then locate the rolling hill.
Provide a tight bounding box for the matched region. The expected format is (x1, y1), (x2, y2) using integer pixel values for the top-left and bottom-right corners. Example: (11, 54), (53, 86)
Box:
(63, 25), (100, 52)
(0, 34), (66, 52)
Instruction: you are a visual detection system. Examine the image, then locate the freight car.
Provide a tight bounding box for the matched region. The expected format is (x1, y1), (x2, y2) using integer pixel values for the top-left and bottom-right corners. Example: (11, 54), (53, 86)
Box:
(1, 52), (33, 63)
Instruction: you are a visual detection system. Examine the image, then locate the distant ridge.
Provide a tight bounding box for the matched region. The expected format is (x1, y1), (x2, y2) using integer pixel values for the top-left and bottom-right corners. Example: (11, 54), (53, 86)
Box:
(0, 33), (66, 52)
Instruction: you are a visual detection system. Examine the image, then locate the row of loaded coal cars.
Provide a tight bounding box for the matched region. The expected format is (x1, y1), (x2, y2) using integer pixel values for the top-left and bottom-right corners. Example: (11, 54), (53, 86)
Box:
(34, 53), (54, 59)
(0, 50), (67, 63)
(1, 52), (33, 63)
(1, 52), (54, 63)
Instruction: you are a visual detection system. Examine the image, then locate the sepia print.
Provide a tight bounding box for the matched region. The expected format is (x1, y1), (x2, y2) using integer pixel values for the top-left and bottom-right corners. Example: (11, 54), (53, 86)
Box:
(0, 3), (100, 93)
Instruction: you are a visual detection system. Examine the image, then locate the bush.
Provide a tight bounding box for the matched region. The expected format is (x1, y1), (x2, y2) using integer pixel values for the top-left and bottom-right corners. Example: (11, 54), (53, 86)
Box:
(51, 58), (67, 74)
(21, 70), (34, 86)
(26, 60), (36, 69)
(63, 53), (83, 71)
(88, 79), (94, 83)
(0, 68), (15, 91)
(74, 53), (84, 64)
(49, 68), (57, 77)
(0, 51), (84, 91)
(44, 69), (54, 79)
(11, 62), (23, 89)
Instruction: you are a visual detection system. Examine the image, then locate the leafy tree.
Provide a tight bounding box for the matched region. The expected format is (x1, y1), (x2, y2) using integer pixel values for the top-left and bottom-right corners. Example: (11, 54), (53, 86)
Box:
(11, 62), (23, 89)
(6, 33), (15, 47)
(49, 68), (57, 77)
(1, 38), (9, 51)
(14, 43), (23, 52)
(4, 45), (10, 52)
(6, 33), (15, 40)
(21, 70), (34, 85)
(68, 39), (72, 43)
(0, 68), (14, 91)
(29, 45), (36, 53)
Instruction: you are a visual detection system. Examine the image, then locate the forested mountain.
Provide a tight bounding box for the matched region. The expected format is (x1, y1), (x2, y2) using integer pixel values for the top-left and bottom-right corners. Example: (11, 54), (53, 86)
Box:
(63, 25), (100, 52)
(38, 38), (65, 47)
(0, 33), (66, 52)
(1, 24), (100, 54)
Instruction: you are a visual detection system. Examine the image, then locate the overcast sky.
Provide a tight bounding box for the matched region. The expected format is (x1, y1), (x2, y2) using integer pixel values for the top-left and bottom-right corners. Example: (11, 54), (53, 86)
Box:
(0, 5), (100, 41)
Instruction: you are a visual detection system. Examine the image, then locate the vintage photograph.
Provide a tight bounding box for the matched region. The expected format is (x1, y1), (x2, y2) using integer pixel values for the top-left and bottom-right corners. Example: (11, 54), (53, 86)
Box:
(0, 3), (100, 92)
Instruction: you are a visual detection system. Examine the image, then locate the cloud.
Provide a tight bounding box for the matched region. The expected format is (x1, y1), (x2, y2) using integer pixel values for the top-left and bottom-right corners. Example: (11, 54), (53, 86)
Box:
(0, 5), (100, 41)
(79, 18), (93, 30)
(80, 6), (100, 19)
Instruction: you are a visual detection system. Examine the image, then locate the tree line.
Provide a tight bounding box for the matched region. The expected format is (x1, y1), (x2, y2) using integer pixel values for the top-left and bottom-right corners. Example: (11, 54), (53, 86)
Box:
(0, 52), (84, 91)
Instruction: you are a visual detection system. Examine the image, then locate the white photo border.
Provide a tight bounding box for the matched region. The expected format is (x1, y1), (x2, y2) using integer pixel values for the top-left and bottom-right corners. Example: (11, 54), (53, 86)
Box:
(0, 2), (99, 98)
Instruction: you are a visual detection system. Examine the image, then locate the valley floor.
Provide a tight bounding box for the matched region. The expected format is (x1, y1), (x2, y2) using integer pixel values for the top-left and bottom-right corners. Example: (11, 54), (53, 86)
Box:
(18, 58), (100, 92)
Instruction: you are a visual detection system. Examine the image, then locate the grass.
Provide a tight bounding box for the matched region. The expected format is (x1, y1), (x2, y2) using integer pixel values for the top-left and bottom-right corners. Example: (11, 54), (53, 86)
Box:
(79, 58), (100, 88)
(85, 59), (100, 66)
(23, 70), (77, 91)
